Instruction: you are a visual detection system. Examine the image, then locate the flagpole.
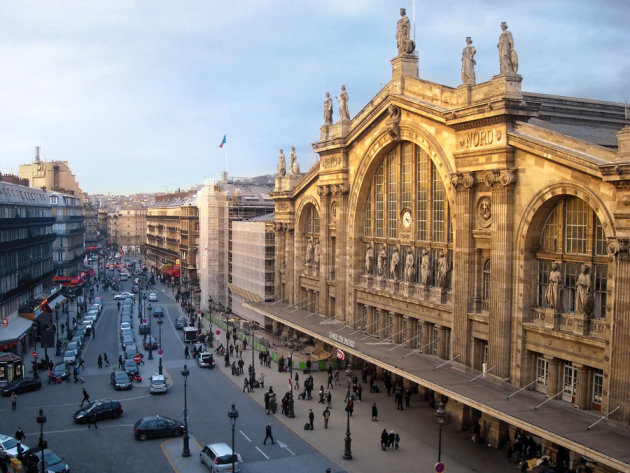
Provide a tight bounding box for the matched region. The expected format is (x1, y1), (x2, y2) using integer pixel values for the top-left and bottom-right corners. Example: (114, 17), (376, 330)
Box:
(225, 147), (228, 174)
(412, 0), (416, 45)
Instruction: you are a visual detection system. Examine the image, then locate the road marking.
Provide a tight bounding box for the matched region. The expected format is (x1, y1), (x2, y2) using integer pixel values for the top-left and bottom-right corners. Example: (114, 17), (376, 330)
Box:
(240, 430), (251, 442)
(277, 440), (296, 455)
(255, 446), (269, 459)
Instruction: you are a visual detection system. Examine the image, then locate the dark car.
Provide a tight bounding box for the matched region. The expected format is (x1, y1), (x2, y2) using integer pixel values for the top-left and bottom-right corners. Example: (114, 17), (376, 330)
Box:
(1, 377), (42, 396)
(134, 415), (184, 440)
(124, 359), (140, 377)
(110, 370), (132, 390)
(152, 306), (164, 318)
(73, 399), (123, 423)
(175, 316), (187, 330)
(52, 362), (69, 382)
(143, 336), (158, 350)
(21, 448), (69, 473)
(138, 323), (150, 335)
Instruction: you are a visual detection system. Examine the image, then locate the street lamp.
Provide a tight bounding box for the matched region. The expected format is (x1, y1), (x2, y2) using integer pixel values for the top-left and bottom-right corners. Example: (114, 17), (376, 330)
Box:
(343, 364), (353, 460)
(36, 408), (47, 473)
(157, 317), (163, 375)
(435, 401), (446, 463)
(227, 403), (239, 473)
(147, 303), (153, 360)
(249, 325), (256, 388)
(181, 364), (190, 457)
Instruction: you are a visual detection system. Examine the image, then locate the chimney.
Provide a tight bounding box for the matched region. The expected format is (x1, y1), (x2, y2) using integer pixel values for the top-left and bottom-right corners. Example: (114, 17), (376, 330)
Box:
(616, 126), (630, 162)
(35, 146), (41, 163)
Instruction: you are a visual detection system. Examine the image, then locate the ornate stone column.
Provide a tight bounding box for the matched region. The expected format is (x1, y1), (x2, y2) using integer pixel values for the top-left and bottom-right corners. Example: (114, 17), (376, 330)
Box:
(437, 325), (449, 359)
(605, 238), (630, 423)
(391, 313), (402, 343)
(574, 364), (591, 410)
(317, 185), (331, 316)
(450, 172), (476, 364)
(273, 222), (285, 301)
(405, 316), (418, 348)
(366, 305), (375, 334)
(377, 309), (389, 339)
(330, 183), (349, 322)
(421, 321), (432, 352)
(546, 356), (562, 399)
(485, 169), (516, 379)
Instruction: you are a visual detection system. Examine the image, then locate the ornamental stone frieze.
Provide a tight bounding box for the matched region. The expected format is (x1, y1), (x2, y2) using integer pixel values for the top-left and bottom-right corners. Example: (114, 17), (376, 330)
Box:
(449, 171), (475, 190)
(317, 183), (349, 197)
(386, 104), (402, 142)
(317, 185), (331, 197)
(607, 237), (630, 257)
(483, 168), (517, 188)
(273, 222), (294, 233)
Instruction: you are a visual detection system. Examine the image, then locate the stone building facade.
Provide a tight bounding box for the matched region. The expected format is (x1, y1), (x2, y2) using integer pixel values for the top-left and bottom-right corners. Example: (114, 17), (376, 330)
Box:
(108, 204), (147, 253)
(49, 191), (85, 276)
(247, 16), (630, 472)
(19, 147), (84, 202)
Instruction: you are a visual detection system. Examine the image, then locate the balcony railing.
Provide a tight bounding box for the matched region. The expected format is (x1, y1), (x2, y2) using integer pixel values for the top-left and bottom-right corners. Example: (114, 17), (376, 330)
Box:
(530, 307), (608, 340)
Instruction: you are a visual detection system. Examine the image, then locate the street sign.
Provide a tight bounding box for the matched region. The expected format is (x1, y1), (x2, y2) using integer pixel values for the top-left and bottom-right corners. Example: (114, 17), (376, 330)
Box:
(215, 329), (221, 335)
(336, 348), (345, 360)
(133, 354), (142, 363)
(1, 318), (8, 327)
(32, 351), (38, 359)
(435, 462), (445, 472)
(142, 318), (147, 324)
(158, 349), (164, 356)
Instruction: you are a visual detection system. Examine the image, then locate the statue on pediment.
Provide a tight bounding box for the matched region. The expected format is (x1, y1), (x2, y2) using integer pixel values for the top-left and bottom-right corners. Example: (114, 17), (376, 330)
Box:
(498, 22), (518, 74)
(324, 92), (333, 125)
(396, 8), (415, 55)
(337, 86), (350, 121)
(461, 37), (476, 85)
(277, 149), (286, 177)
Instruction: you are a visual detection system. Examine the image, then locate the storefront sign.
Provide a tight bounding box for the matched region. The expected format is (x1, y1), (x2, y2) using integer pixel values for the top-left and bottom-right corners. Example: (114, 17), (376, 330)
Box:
(328, 331), (355, 348)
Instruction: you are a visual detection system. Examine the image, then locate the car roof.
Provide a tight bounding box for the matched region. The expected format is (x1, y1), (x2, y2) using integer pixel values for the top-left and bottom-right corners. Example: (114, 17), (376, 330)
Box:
(205, 443), (233, 455)
(151, 374), (165, 380)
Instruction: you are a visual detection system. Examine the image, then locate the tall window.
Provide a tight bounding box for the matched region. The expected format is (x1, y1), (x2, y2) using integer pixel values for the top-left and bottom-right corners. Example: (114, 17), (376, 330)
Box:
(536, 197), (608, 318)
(363, 141), (452, 288)
(535, 355), (549, 393)
(592, 369), (603, 408)
(562, 361), (577, 402)
(482, 259), (491, 310)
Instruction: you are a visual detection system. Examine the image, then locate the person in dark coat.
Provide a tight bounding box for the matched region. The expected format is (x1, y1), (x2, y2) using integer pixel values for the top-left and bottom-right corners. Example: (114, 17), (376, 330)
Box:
(388, 430), (396, 449)
(81, 388), (90, 406)
(263, 423), (275, 445)
(308, 409), (315, 430)
(87, 411), (98, 429)
(381, 429), (389, 450)
(372, 403), (378, 421)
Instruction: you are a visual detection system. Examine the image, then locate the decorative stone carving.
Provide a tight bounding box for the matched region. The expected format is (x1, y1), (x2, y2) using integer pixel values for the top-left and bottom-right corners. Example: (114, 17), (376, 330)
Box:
(450, 171), (475, 190)
(404, 249), (415, 282)
(289, 147), (300, 175)
(386, 104), (401, 141)
(545, 261), (563, 311)
(437, 251), (450, 291)
(420, 249), (431, 286)
(576, 264), (594, 316)
(365, 245), (374, 275)
(305, 238), (313, 264)
(377, 244), (387, 278)
(323, 92), (333, 125)
(484, 169), (516, 188)
(498, 22), (518, 74)
(314, 240), (321, 268)
(476, 197), (491, 227)
(277, 149), (286, 177)
(396, 8), (415, 55)
(317, 185), (331, 197)
(322, 156), (340, 169)
(390, 247), (400, 281)
(331, 183), (349, 195)
(607, 237), (630, 256)
(461, 36), (476, 86)
(337, 85), (350, 121)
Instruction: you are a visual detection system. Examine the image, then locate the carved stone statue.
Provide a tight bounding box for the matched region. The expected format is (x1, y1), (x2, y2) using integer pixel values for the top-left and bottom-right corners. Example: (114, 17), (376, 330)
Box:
(576, 264), (594, 316)
(396, 8), (415, 55)
(498, 21), (518, 74)
(277, 149), (286, 177)
(386, 104), (401, 141)
(461, 36), (477, 86)
(377, 245), (387, 277)
(365, 245), (374, 274)
(390, 248), (400, 281)
(305, 238), (313, 264)
(337, 85), (350, 121)
(437, 251), (450, 290)
(405, 249), (415, 282)
(545, 261), (562, 311)
(314, 240), (321, 268)
(324, 92), (333, 125)
(420, 249), (431, 286)
(289, 147), (300, 175)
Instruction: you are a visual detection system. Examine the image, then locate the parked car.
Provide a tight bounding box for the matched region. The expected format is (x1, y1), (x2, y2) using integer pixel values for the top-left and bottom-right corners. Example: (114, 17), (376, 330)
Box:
(149, 374), (167, 394)
(134, 415), (184, 440)
(1, 377), (42, 396)
(110, 370), (132, 391)
(175, 316), (187, 330)
(62, 350), (77, 365)
(143, 336), (158, 350)
(73, 399), (123, 423)
(125, 345), (140, 359)
(139, 323), (150, 335)
(120, 322), (131, 331)
(52, 362), (69, 382)
(197, 352), (214, 369)
(200, 442), (243, 472)
(148, 292), (158, 302)
(122, 336), (135, 351)
(120, 329), (134, 341)
(124, 359), (140, 377)
(66, 341), (80, 356)
(21, 447), (70, 473)
(0, 434), (29, 458)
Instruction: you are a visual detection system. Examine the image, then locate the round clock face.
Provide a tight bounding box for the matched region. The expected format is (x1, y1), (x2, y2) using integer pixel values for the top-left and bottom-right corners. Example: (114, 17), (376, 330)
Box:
(402, 210), (412, 228)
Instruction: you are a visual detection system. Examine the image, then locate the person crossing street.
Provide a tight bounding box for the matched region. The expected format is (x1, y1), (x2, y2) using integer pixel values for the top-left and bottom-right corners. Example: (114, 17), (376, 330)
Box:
(263, 423), (275, 445)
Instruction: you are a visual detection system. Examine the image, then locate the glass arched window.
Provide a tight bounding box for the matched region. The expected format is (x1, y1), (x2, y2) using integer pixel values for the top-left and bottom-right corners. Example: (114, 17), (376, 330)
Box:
(535, 197), (608, 318)
(482, 259), (491, 310)
(362, 141), (452, 288)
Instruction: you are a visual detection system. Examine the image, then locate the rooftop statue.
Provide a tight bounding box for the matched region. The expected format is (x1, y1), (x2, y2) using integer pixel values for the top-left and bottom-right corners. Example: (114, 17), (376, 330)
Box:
(289, 147), (300, 175)
(323, 92), (333, 125)
(396, 8), (415, 55)
(498, 22), (518, 74)
(277, 149), (286, 177)
(337, 85), (350, 121)
(461, 37), (476, 85)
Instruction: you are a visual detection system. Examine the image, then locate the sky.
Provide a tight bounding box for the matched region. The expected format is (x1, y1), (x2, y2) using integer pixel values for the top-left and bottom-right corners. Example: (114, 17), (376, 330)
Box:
(0, 0), (629, 195)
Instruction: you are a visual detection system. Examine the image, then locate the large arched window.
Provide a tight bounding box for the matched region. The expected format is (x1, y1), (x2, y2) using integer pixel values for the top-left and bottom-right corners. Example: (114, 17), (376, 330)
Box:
(535, 197), (608, 318)
(362, 141), (452, 287)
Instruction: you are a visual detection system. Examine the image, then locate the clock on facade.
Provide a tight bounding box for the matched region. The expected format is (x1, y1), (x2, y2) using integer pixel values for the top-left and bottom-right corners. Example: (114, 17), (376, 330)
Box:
(401, 209), (412, 228)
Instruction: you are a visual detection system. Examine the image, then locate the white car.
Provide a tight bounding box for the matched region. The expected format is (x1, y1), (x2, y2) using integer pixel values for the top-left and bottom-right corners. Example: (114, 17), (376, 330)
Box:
(148, 292), (158, 302)
(114, 292), (134, 300)
(63, 350), (77, 365)
(120, 322), (131, 331)
(0, 434), (30, 458)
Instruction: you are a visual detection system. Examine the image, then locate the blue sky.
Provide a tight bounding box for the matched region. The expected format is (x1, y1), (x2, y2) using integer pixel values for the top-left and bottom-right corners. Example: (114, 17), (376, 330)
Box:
(0, 0), (628, 195)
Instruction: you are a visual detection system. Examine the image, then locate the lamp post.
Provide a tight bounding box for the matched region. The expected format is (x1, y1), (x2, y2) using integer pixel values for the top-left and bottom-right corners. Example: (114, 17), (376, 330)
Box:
(147, 303), (153, 360)
(249, 325), (256, 388)
(36, 408), (47, 473)
(435, 401), (446, 463)
(157, 317), (163, 375)
(228, 403), (239, 473)
(181, 364), (190, 457)
(343, 364), (353, 460)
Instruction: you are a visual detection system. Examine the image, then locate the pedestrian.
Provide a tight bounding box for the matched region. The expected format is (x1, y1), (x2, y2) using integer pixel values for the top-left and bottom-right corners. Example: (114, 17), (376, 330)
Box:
(91, 325), (95, 338)
(294, 371), (299, 390)
(243, 377), (250, 393)
(119, 355), (124, 366)
(263, 423), (275, 445)
(323, 407), (330, 429)
(184, 345), (190, 359)
(381, 429), (389, 450)
(372, 402), (378, 421)
(48, 369), (54, 384)
(14, 427), (25, 443)
(334, 370), (339, 386)
(326, 390), (332, 408)
(327, 373), (334, 390)
(404, 388), (411, 407)
(87, 411), (98, 429)
(346, 397), (354, 416)
(357, 383), (363, 401)
(395, 432), (400, 450)
(10, 392), (17, 410)
(389, 430), (396, 449)
(243, 338), (247, 351)
(78, 358), (85, 369)
(103, 353), (109, 366)
(97, 354), (103, 368)
(259, 372), (265, 388)
(0, 450), (8, 473)
(308, 409), (314, 430)
(81, 388), (90, 406)
(318, 385), (325, 404)
(73, 366), (79, 383)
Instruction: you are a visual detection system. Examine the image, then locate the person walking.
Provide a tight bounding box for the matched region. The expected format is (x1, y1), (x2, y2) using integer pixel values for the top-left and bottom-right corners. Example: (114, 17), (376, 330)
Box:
(81, 388), (90, 406)
(326, 390), (332, 408)
(372, 402), (378, 421)
(318, 385), (325, 404)
(259, 372), (265, 388)
(184, 345), (190, 359)
(87, 411), (98, 429)
(381, 429), (389, 450)
(97, 354), (103, 368)
(14, 427), (25, 443)
(323, 407), (330, 429)
(48, 369), (54, 384)
(327, 373), (334, 390)
(294, 371), (299, 390)
(395, 432), (400, 450)
(78, 357), (85, 370)
(308, 409), (314, 430)
(103, 353), (109, 367)
(243, 377), (250, 393)
(10, 392), (17, 411)
(263, 423), (275, 445)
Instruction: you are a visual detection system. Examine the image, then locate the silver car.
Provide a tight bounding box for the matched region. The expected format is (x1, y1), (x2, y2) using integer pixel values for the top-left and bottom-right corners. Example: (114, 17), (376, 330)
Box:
(200, 442), (242, 472)
(149, 374), (167, 394)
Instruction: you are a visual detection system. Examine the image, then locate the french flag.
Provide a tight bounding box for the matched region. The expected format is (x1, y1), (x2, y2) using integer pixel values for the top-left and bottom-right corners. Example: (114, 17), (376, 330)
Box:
(219, 134), (227, 148)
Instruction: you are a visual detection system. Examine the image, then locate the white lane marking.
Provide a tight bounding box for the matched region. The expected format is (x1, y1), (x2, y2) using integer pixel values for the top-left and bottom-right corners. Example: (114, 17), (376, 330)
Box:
(240, 430), (251, 442)
(277, 440), (295, 455)
(255, 446), (269, 459)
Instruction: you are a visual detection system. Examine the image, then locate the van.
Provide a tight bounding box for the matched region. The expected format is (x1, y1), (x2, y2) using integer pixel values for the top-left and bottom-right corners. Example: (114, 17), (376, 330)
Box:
(183, 327), (198, 344)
